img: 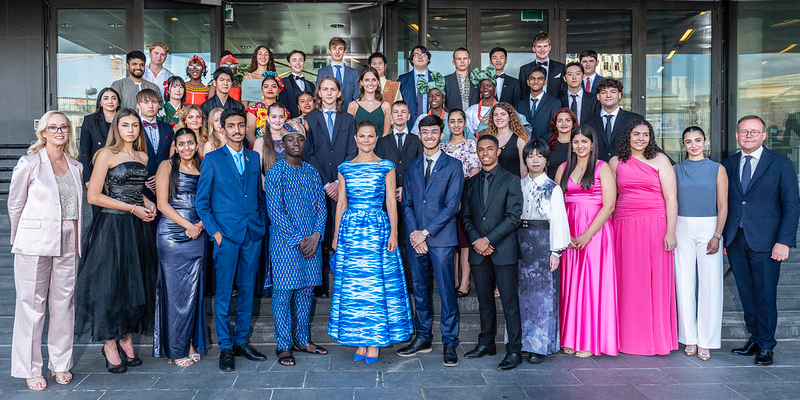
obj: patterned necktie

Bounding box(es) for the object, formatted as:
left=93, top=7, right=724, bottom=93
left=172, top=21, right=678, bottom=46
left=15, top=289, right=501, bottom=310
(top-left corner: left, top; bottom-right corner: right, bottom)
left=234, top=152, right=244, bottom=175
left=425, top=158, right=433, bottom=186
left=741, top=155, right=753, bottom=192
left=570, top=94, right=578, bottom=115
left=334, top=65, right=342, bottom=84
left=325, top=111, right=335, bottom=141
left=416, top=73, right=425, bottom=115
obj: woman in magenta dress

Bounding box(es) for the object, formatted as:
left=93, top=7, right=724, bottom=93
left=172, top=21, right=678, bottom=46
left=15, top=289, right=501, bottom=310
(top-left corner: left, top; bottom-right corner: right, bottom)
left=609, top=120, right=678, bottom=356
left=554, top=125, right=618, bottom=358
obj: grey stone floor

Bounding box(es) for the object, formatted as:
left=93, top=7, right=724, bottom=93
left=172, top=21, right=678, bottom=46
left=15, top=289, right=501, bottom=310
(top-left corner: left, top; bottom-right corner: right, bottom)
left=0, top=340, right=799, bottom=399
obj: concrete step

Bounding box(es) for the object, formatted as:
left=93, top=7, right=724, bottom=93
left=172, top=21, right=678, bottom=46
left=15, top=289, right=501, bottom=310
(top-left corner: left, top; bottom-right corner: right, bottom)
left=722, top=311, right=800, bottom=341
left=724, top=284, right=800, bottom=312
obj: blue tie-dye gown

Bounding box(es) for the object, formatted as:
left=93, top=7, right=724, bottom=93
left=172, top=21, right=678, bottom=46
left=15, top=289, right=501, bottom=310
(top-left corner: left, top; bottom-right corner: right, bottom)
left=328, top=160, right=413, bottom=346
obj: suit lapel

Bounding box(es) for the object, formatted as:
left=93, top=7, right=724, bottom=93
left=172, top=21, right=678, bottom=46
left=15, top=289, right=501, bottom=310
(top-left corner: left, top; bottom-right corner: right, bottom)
left=481, top=170, right=501, bottom=216
left=745, top=149, right=774, bottom=195
left=423, top=156, right=444, bottom=194
left=331, top=112, right=343, bottom=145
left=220, top=146, right=244, bottom=189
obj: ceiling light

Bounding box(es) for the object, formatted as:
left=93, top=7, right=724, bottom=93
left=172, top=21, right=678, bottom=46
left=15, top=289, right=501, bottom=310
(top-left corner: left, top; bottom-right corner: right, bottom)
left=330, top=23, right=345, bottom=28
left=762, top=61, right=768, bottom=65
left=679, top=28, right=694, bottom=42
left=170, top=17, right=179, bottom=22
left=699, top=11, right=707, bottom=16
left=666, top=50, right=677, bottom=60
left=772, top=19, right=800, bottom=28
left=779, top=43, right=797, bottom=53
left=433, top=16, right=442, bottom=20
left=60, top=23, right=72, bottom=28
left=656, top=66, right=664, bottom=73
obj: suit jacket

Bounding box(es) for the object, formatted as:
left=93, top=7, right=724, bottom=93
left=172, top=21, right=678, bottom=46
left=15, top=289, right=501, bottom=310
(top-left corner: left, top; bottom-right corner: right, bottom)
left=402, top=153, right=464, bottom=248
left=721, top=148, right=799, bottom=252
left=515, top=94, right=561, bottom=140
left=397, top=70, right=431, bottom=130
left=559, top=90, right=601, bottom=125
left=279, top=74, right=316, bottom=118
left=496, top=74, right=522, bottom=106
left=316, top=64, right=359, bottom=103
left=8, top=150, right=83, bottom=256
left=144, top=120, right=174, bottom=178
left=374, top=132, right=423, bottom=188
left=582, top=74, right=604, bottom=94
left=196, top=145, right=266, bottom=245
left=302, top=110, right=357, bottom=184
left=460, top=165, right=523, bottom=265
left=518, top=59, right=566, bottom=101
left=79, top=112, right=111, bottom=182
left=585, top=109, right=644, bottom=161
left=444, top=72, right=479, bottom=112
left=110, top=77, right=161, bottom=110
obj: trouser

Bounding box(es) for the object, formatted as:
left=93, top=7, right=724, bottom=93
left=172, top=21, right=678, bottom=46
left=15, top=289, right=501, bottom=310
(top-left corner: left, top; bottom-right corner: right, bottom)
left=11, top=221, right=78, bottom=378
left=472, top=258, right=522, bottom=353
left=272, top=286, right=314, bottom=350
left=674, top=216, right=723, bottom=349
left=214, top=230, right=261, bottom=349
left=407, top=245, right=460, bottom=346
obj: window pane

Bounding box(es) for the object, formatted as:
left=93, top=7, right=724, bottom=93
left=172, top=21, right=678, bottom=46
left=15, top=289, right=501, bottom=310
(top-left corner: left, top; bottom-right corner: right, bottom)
left=427, top=9, right=467, bottom=76
left=390, top=4, right=419, bottom=77
left=144, top=7, right=212, bottom=82
left=480, top=10, right=549, bottom=79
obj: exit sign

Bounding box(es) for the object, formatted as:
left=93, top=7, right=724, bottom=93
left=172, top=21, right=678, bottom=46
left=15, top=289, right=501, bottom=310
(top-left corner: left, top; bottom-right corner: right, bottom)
left=521, top=10, right=544, bottom=22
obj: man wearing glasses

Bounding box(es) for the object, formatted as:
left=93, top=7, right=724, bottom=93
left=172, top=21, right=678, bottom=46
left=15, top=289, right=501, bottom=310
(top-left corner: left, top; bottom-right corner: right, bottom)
left=722, top=115, right=799, bottom=366
left=398, top=46, right=434, bottom=130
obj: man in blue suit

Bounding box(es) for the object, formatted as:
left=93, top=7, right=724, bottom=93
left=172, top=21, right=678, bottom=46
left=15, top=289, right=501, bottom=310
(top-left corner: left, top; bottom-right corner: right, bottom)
left=135, top=88, right=173, bottom=202
left=515, top=66, right=560, bottom=140
left=579, top=50, right=603, bottom=94
left=196, top=108, right=268, bottom=372
left=396, top=115, right=463, bottom=367
left=397, top=45, right=433, bottom=130
left=722, top=115, right=799, bottom=366
left=315, top=37, right=359, bottom=103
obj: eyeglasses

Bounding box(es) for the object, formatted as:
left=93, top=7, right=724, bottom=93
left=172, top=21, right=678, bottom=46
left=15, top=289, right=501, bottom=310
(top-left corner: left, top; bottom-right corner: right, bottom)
left=412, top=53, right=427, bottom=58
left=186, top=65, right=203, bottom=71
left=222, top=63, right=238, bottom=69
left=47, top=125, right=69, bottom=133
left=737, top=130, right=764, bottom=137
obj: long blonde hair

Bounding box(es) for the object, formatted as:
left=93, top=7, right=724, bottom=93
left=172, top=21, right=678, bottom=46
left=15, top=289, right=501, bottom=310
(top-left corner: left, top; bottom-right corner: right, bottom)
left=206, top=107, right=226, bottom=150
left=259, top=103, right=283, bottom=173
left=483, top=102, right=529, bottom=142
left=174, top=104, right=209, bottom=144
left=28, top=111, right=79, bottom=160
left=96, top=108, right=147, bottom=162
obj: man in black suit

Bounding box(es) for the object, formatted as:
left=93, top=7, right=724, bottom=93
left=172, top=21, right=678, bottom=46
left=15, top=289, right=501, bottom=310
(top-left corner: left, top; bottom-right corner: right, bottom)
left=559, top=62, right=600, bottom=125
left=515, top=66, right=561, bottom=140
left=722, top=115, right=799, bottom=366
left=518, top=31, right=565, bottom=100
left=279, top=50, right=316, bottom=118
left=584, top=78, right=643, bottom=161
left=489, top=47, right=521, bottom=106
left=444, top=47, right=479, bottom=112
left=135, top=88, right=173, bottom=203
left=460, top=135, right=523, bottom=371
left=579, top=49, right=604, bottom=94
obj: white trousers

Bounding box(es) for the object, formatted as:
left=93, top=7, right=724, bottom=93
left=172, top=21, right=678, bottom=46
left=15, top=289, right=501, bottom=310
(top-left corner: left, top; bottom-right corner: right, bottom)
left=674, top=216, right=723, bottom=349
left=11, top=221, right=78, bottom=378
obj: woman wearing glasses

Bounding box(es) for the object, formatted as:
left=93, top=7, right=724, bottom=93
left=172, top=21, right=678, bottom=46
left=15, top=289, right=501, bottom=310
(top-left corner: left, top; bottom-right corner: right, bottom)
left=185, top=56, right=209, bottom=106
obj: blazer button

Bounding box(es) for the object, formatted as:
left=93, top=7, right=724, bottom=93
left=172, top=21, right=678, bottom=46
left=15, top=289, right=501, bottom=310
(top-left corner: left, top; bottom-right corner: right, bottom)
left=244, top=194, right=248, bottom=197
left=423, top=199, right=427, bottom=203
left=742, top=201, right=746, bottom=205
left=98, top=141, right=102, bottom=145
left=482, top=217, right=486, bottom=221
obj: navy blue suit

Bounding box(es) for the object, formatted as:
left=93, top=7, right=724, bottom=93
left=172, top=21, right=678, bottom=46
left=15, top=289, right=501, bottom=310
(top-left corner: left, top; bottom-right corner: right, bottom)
left=316, top=64, right=359, bottom=103
left=722, top=147, right=799, bottom=350
left=278, top=74, right=315, bottom=118
left=196, top=145, right=266, bottom=349
left=143, top=120, right=174, bottom=201
left=582, top=74, right=604, bottom=94
left=398, top=70, right=431, bottom=130
left=402, top=152, right=464, bottom=346
left=515, top=94, right=561, bottom=141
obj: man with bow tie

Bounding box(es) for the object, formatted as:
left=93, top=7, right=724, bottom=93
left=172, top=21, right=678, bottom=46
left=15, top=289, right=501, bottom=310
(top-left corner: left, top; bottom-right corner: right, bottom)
left=518, top=31, right=566, bottom=100
left=279, top=50, right=316, bottom=118
left=135, top=88, right=173, bottom=202
left=489, top=47, right=521, bottom=106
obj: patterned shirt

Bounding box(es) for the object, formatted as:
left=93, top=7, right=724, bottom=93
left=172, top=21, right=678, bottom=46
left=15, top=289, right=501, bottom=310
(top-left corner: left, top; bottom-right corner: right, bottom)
left=455, top=73, right=471, bottom=110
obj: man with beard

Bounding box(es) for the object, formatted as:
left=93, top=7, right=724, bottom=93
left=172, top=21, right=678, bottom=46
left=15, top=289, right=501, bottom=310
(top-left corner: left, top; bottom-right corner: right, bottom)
left=111, top=51, right=161, bottom=110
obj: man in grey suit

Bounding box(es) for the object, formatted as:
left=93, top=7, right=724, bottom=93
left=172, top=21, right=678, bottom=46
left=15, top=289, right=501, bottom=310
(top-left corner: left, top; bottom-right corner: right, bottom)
left=110, top=51, right=160, bottom=110
left=315, top=37, right=359, bottom=103
left=444, top=47, right=478, bottom=112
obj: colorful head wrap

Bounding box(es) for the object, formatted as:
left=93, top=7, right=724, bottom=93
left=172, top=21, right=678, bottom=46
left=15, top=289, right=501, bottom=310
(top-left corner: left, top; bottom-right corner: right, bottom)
left=261, top=71, right=285, bottom=92
left=187, top=55, right=206, bottom=70
left=416, top=71, right=446, bottom=97
left=282, top=117, right=309, bottom=137
left=220, top=54, right=239, bottom=69
left=469, top=65, right=496, bottom=86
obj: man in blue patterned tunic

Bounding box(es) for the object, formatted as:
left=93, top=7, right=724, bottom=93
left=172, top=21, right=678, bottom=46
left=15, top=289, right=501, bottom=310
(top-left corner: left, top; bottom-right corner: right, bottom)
left=264, top=119, right=329, bottom=366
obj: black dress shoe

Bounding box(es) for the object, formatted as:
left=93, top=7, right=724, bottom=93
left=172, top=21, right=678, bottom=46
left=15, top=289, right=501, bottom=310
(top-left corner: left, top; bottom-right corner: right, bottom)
left=396, top=337, right=433, bottom=357
left=443, top=345, right=459, bottom=367
left=497, top=352, right=523, bottom=371
left=464, top=344, right=497, bottom=359
left=732, top=341, right=761, bottom=356
left=233, top=343, right=268, bottom=361
left=528, top=353, right=545, bottom=364
left=219, top=349, right=235, bottom=372
left=754, top=349, right=774, bottom=366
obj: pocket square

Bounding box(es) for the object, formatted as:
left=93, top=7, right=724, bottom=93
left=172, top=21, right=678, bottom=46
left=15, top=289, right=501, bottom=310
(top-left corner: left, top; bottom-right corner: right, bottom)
left=554, top=73, right=562, bottom=79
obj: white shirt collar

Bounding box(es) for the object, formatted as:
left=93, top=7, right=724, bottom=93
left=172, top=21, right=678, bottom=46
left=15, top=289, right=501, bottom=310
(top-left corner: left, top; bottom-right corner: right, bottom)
left=226, top=143, right=243, bottom=157
left=425, top=149, right=443, bottom=162
left=322, top=107, right=336, bottom=114
left=742, top=145, right=764, bottom=160
left=530, top=91, right=545, bottom=102
left=394, top=128, right=408, bottom=135
left=413, top=68, right=429, bottom=76
left=601, top=106, right=621, bottom=118
left=523, top=173, right=548, bottom=186
left=292, top=72, right=304, bottom=78
left=568, top=88, right=584, bottom=98
left=588, top=72, right=599, bottom=81
left=331, top=61, right=344, bottom=67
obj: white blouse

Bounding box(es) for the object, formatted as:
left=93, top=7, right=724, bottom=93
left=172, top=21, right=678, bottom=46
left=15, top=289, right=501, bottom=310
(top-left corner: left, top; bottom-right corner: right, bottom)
left=520, top=173, right=571, bottom=253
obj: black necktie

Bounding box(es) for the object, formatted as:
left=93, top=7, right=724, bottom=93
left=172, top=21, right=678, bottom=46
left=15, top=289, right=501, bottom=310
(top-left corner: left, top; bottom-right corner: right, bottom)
left=570, top=94, right=578, bottom=115
left=481, top=171, right=491, bottom=206
left=604, top=114, right=614, bottom=142
left=425, top=158, right=433, bottom=186
left=397, top=132, right=405, bottom=149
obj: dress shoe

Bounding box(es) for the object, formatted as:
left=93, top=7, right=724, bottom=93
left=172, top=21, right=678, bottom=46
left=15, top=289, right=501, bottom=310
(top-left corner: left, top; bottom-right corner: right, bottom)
left=528, top=353, right=545, bottom=364
left=365, top=348, right=380, bottom=364
left=119, top=350, right=142, bottom=367
left=497, top=352, right=523, bottom=371
left=396, top=337, right=433, bottom=357
left=443, top=345, right=459, bottom=367
left=101, top=348, right=127, bottom=374
left=218, top=349, right=235, bottom=372
left=233, top=343, right=268, bottom=361
left=731, top=341, right=761, bottom=356
left=464, top=344, right=497, bottom=359
left=754, top=349, right=774, bottom=366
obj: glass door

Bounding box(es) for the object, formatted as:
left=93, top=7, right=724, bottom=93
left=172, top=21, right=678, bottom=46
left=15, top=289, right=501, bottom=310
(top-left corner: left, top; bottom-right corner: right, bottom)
left=479, top=9, right=549, bottom=79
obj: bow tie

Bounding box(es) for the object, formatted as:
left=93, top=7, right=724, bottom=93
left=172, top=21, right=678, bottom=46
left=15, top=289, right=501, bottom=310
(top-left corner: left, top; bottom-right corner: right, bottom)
left=293, top=75, right=304, bottom=81
left=494, top=74, right=504, bottom=79
left=143, top=121, right=157, bottom=129
left=536, top=61, right=548, bottom=66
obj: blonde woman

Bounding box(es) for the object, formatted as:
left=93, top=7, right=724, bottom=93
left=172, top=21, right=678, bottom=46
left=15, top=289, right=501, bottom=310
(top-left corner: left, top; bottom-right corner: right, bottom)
left=174, top=104, right=208, bottom=153
left=202, top=107, right=226, bottom=157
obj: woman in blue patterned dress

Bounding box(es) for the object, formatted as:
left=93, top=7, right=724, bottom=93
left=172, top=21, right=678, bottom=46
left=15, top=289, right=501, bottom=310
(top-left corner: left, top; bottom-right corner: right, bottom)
left=329, top=120, right=413, bottom=364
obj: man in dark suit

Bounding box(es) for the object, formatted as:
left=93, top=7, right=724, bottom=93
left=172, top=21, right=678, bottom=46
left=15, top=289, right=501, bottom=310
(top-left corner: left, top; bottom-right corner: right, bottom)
left=279, top=50, right=316, bottom=118
left=722, top=115, right=799, bottom=366
left=579, top=49, right=603, bottom=94
left=398, top=45, right=433, bottom=130
left=396, top=115, right=464, bottom=367
left=201, top=68, right=245, bottom=117
left=518, top=31, right=565, bottom=100
left=584, top=78, right=643, bottom=161
left=315, top=37, right=359, bottom=103
left=444, top=47, right=479, bottom=112
left=135, top=88, right=173, bottom=202
left=515, top=66, right=561, bottom=140
left=560, top=62, right=600, bottom=125
left=196, top=108, right=268, bottom=372
left=303, top=76, right=358, bottom=297
left=489, top=47, right=521, bottom=106
left=460, top=134, right=523, bottom=371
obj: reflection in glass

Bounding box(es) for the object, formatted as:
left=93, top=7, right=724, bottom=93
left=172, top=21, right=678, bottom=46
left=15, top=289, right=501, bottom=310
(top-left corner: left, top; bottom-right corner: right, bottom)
left=480, top=10, right=549, bottom=79
left=426, top=9, right=467, bottom=76
left=389, top=3, right=419, bottom=77
left=144, top=8, right=211, bottom=83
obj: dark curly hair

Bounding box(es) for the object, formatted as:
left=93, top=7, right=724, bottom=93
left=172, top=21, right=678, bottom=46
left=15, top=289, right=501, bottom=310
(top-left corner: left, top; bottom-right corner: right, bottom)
left=248, top=46, right=276, bottom=73
left=547, top=108, right=577, bottom=150
left=615, top=119, right=660, bottom=162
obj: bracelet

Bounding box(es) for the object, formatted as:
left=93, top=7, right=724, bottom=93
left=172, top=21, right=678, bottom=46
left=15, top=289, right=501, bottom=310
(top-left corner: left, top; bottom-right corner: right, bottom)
left=713, top=232, right=723, bottom=241
left=130, top=204, right=136, bottom=214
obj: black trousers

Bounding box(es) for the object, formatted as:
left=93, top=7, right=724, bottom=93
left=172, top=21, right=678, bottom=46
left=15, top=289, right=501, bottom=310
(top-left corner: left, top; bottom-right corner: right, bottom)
left=471, top=257, right=522, bottom=353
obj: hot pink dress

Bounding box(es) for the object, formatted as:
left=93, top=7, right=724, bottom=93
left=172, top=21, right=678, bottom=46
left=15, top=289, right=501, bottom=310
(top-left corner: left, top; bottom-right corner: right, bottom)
left=559, top=160, right=619, bottom=356
left=613, top=157, right=678, bottom=355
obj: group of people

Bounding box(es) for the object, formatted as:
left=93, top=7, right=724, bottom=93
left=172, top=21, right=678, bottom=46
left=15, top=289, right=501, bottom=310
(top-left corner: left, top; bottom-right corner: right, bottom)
left=7, top=31, right=799, bottom=392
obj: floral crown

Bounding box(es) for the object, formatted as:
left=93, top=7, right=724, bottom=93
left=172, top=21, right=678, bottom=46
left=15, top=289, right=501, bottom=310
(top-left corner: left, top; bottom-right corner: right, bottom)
left=262, top=71, right=285, bottom=92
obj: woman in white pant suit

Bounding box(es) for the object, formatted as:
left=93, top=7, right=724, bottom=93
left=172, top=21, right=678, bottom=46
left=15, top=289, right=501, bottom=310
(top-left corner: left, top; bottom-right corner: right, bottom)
left=673, top=126, right=728, bottom=361
left=7, top=111, right=83, bottom=390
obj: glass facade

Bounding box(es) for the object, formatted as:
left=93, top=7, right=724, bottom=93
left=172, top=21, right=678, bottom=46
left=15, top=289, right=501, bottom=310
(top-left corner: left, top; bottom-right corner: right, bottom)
left=479, top=9, right=548, bottom=79
left=143, top=7, right=212, bottom=84
left=427, top=9, right=467, bottom=76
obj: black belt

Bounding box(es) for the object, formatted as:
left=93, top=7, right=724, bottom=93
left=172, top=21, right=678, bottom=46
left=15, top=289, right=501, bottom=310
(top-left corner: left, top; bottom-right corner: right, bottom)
left=520, top=219, right=549, bottom=229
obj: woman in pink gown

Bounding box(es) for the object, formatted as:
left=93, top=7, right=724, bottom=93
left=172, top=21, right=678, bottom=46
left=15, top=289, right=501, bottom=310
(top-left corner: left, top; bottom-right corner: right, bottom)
left=609, top=120, right=679, bottom=356
left=555, top=125, right=619, bottom=357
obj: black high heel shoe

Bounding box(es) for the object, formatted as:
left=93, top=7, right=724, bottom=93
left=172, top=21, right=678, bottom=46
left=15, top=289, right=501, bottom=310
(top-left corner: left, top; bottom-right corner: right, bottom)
left=119, top=349, right=143, bottom=367
left=101, top=348, right=127, bottom=374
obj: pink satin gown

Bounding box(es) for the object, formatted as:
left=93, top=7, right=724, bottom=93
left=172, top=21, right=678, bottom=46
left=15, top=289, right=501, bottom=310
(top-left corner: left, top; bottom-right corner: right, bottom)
left=559, top=160, right=619, bottom=356
left=613, top=157, right=678, bottom=355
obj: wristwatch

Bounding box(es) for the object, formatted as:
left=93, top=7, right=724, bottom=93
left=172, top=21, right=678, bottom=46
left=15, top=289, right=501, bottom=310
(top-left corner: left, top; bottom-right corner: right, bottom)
left=713, top=232, right=723, bottom=241
left=422, top=229, right=431, bottom=237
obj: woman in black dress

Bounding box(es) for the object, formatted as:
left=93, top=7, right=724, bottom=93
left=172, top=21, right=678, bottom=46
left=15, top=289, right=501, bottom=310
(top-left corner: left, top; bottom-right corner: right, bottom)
left=546, top=108, right=578, bottom=179
left=480, top=102, right=529, bottom=178
left=79, top=87, right=120, bottom=185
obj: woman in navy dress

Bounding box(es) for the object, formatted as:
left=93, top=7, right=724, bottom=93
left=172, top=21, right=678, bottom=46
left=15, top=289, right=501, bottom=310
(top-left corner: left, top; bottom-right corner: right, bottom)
left=328, top=120, right=413, bottom=363
left=152, top=128, right=207, bottom=366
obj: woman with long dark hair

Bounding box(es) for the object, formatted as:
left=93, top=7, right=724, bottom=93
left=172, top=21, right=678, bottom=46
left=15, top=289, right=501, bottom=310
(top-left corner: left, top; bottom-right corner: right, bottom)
left=158, top=76, right=187, bottom=126
left=546, top=108, right=578, bottom=179
left=347, top=67, right=391, bottom=137
left=246, top=75, right=287, bottom=145
left=481, top=102, right=529, bottom=178
left=242, top=46, right=277, bottom=107
left=80, top=87, right=120, bottom=185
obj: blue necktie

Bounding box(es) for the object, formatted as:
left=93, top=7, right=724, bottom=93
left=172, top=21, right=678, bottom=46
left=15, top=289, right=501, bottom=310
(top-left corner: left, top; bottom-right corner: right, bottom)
left=326, top=111, right=335, bottom=141
left=741, top=155, right=753, bottom=192
left=530, top=98, right=538, bottom=117
left=416, top=73, right=425, bottom=115
left=335, top=65, right=342, bottom=84
left=234, top=152, right=244, bottom=175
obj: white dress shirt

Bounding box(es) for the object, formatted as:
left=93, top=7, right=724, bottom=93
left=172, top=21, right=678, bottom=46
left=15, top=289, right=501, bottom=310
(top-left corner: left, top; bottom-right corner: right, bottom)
left=567, top=89, right=584, bottom=122
left=143, top=64, right=173, bottom=94
left=600, top=106, right=621, bottom=131
left=739, top=145, right=764, bottom=180
left=495, top=73, right=505, bottom=99
left=520, top=173, right=571, bottom=253
left=529, top=91, right=545, bottom=113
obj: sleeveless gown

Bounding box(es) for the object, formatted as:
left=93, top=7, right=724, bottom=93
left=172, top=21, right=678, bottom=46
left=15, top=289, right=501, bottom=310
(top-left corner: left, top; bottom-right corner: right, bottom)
left=354, top=102, right=386, bottom=135
left=328, top=160, right=413, bottom=346
left=153, top=172, right=208, bottom=359
left=75, top=162, right=158, bottom=341
left=559, top=160, right=619, bottom=356
left=614, top=157, right=678, bottom=355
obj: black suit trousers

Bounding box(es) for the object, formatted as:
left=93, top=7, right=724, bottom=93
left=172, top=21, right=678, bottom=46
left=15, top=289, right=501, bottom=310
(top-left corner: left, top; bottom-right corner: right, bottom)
left=471, top=258, right=522, bottom=352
